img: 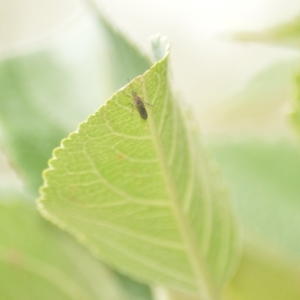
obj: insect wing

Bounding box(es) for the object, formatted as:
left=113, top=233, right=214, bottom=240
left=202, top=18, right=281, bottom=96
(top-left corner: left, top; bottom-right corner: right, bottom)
left=138, top=105, right=148, bottom=120
left=134, top=94, right=148, bottom=120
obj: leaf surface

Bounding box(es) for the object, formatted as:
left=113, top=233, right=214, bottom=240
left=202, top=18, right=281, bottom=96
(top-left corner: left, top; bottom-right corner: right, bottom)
left=292, top=73, right=300, bottom=135
left=209, top=139, right=300, bottom=264
left=39, top=48, right=241, bottom=298
left=0, top=198, right=132, bottom=300
left=0, top=9, right=150, bottom=193
left=223, top=241, right=300, bottom=300
left=205, top=60, right=299, bottom=137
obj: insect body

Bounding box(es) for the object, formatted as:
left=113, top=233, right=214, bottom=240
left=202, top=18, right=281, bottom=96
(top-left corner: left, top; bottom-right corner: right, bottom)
left=126, top=79, right=152, bottom=120
left=132, top=91, right=148, bottom=120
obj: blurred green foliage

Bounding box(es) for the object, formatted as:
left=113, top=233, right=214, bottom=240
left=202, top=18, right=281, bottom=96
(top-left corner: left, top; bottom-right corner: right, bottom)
left=0, top=2, right=300, bottom=300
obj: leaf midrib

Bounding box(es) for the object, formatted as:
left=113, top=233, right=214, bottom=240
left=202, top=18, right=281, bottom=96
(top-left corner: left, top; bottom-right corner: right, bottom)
left=142, top=72, right=215, bottom=300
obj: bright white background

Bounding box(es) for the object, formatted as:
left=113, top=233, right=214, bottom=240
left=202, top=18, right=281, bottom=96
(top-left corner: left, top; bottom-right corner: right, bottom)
left=1, top=0, right=300, bottom=109
left=1, top=0, right=300, bottom=188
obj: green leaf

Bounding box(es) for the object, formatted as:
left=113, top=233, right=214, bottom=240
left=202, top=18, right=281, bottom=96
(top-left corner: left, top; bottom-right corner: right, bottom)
left=209, top=139, right=300, bottom=264
left=38, top=47, right=241, bottom=298
left=0, top=53, right=72, bottom=192
left=233, top=14, right=300, bottom=49
left=148, top=241, right=300, bottom=300
left=0, top=198, right=133, bottom=300
left=0, top=9, right=150, bottom=194
left=209, top=139, right=300, bottom=300
left=223, top=241, right=300, bottom=300
left=291, top=73, right=300, bottom=135
left=205, top=60, right=299, bottom=137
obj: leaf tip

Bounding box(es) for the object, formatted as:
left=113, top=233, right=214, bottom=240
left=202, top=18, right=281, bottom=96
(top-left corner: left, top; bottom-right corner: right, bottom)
left=150, top=34, right=170, bottom=61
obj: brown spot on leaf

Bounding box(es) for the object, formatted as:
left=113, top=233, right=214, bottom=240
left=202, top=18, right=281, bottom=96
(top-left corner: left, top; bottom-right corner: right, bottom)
left=5, top=248, right=23, bottom=267
left=116, top=154, right=124, bottom=161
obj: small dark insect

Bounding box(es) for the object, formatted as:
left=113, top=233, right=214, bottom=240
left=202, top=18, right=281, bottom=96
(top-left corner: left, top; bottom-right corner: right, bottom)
left=127, top=79, right=152, bottom=120
left=131, top=91, right=148, bottom=120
